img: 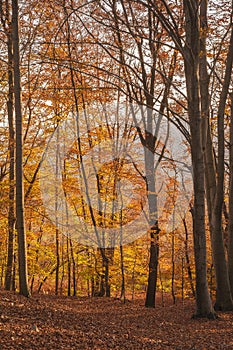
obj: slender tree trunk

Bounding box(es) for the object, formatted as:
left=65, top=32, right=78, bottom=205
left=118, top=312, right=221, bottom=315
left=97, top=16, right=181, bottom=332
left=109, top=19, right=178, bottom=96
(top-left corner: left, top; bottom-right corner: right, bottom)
left=228, top=92, right=233, bottom=295
left=171, top=231, right=176, bottom=304
left=55, top=228, right=60, bottom=295
left=131, top=254, right=136, bottom=301
left=55, top=119, right=60, bottom=295
left=145, top=220, right=160, bottom=308
left=181, top=257, right=184, bottom=302
left=103, top=256, right=110, bottom=297
left=182, top=218, right=195, bottom=297
left=67, top=236, right=71, bottom=296
left=5, top=20, right=15, bottom=291
left=69, top=238, right=76, bottom=296
left=12, top=253, right=16, bottom=291
left=120, top=244, right=126, bottom=301
left=158, top=266, right=164, bottom=306
left=144, top=108, right=159, bottom=308
left=12, top=0, right=30, bottom=297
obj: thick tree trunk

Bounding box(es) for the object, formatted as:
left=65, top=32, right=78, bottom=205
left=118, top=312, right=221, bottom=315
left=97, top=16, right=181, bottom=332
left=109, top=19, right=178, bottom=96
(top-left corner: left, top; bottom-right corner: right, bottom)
left=200, top=0, right=233, bottom=311
left=183, top=0, right=215, bottom=318
left=212, top=18, right=233, bottom=311
left=12, top=0, right=30, bottom=297
left=187, top=74, right=214, bottom=317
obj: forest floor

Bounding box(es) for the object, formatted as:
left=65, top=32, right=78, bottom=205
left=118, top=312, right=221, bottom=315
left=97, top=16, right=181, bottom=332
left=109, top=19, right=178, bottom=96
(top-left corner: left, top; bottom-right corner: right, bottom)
left=0, top=290, right=233, bottom=349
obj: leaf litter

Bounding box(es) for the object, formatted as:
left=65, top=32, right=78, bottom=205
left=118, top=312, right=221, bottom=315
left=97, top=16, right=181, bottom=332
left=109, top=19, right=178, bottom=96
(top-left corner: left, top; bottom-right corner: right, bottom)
left=0, top=290, right=233, bottom=349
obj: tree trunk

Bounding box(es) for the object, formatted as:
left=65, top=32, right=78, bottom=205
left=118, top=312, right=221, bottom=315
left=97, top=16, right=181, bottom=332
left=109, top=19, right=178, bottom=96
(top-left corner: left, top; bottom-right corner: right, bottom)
left=69, top=238, right=76, bottom=296
left=183, top=0, right=215, bottom=318
left=12, top=0, right=30, bottom=297
left=145, top=221, right=160, bottom=308
left=55, top=119, right=60, bottom=295
left=55, top=228, right=60, bottom=295
left=171, top=230, right=176, bottom=304
left=5, top=20, right=15, bottom=291
left=228, top=92, right=233, bottom=296
left=99, top=247, right=114, bottom=297
left=200, top=0, right=233, bottom=311
left=67, top=236, right=71, bottom=296
left=211, top=14, right=233, bottom=311
left=103, top=256, right=110, bottom=297
left=120, top=244, right=126, bottom=301
left=182, top=218, right=195, bottom=297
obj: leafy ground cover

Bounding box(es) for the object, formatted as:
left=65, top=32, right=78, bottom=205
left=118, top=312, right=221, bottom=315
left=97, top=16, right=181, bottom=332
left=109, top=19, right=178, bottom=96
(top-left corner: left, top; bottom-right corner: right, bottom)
left=0, top=290, right=233, bottom=349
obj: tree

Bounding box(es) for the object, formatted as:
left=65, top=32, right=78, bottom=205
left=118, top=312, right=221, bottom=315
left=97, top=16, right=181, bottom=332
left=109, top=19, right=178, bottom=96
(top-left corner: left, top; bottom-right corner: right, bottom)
left=147, top=0, right=216, bottom=317
left=12, top=0, right=30, bottom=297
left=182, top=0, right=215, bottom=318
left=229, top=91, right=233, bottom=296
left=0, top=0, right=15, bottom=291
left=208, top=8, right=233, bottom=310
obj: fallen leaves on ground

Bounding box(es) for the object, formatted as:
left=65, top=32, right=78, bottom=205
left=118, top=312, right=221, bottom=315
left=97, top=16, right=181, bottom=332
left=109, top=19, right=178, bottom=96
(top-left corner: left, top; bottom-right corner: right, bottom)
left=0, top=290, right=233, bottom=349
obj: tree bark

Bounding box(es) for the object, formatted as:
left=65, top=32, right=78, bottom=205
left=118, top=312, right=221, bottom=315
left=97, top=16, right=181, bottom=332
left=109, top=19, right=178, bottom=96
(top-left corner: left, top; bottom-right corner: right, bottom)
left=12, top=0, right=30, bottom=297
left=120, top=244, right=126, bottom=301
left=69, top=238, right=77, bottom=296
left=145, top=221, right=160, bottom=308
left=55, top=227, right=60, bottom=295
left=5, top=19, right=15, bottom=291
left=183, top=0, right=215, bottom=318
left=200, top=0, right=233, bottom=311
left=182, top=218, right=195, bottom=297
left=212, top=13, right=233, bottom=311
left=228, top=91, right=233, bottom=296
